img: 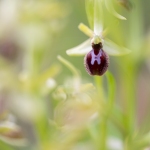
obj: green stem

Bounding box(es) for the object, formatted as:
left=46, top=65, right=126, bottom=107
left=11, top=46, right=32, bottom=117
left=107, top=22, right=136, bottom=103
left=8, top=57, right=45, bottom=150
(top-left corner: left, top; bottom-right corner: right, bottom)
left=105, top=71, right=116, bottom=116
left=100, top=117, right=107, bottom=150
left=124, top=68, right=136, bottom=134
left=94, top=76, right=107, bottom=150
left=94, top=76, right=105, bottom=101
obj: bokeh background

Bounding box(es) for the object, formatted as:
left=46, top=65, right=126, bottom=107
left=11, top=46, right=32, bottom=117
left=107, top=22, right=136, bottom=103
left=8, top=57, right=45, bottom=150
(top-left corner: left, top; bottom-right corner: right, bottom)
left=0, top=0, right=150, bottom=150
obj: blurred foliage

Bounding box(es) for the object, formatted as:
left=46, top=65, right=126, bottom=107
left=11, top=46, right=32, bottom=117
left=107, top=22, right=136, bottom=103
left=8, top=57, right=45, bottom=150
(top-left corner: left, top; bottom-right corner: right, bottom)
left=0, top=0, right=150, bottom=150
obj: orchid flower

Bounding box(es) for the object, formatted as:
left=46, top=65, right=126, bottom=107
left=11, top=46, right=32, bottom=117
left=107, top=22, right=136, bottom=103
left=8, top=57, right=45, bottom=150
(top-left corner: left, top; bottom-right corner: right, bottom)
left=66, top=0, right=131, bottom=57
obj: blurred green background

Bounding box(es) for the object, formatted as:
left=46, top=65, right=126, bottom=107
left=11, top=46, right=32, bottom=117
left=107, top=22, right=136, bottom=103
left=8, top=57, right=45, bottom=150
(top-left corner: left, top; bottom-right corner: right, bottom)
left=0, top=0, right=150, bottom=150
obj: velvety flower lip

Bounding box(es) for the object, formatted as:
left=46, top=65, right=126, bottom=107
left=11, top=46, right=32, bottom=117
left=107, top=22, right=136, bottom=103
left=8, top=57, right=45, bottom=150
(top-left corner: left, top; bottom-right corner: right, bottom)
left=84, top=48, right=109, bottom=76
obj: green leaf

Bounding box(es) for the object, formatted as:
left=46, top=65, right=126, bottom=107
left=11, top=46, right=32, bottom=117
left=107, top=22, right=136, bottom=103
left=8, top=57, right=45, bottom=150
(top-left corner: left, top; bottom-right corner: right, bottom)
left=105, top=0, right=126, bottom=20
left=66, top=39, right=91, bottom=56
left=104, top=38, right=131, bottom=56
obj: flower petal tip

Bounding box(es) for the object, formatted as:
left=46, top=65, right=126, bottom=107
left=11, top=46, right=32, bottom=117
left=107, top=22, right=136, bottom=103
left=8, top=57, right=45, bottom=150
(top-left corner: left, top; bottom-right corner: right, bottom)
left=66, top=50, right=71, bottom=55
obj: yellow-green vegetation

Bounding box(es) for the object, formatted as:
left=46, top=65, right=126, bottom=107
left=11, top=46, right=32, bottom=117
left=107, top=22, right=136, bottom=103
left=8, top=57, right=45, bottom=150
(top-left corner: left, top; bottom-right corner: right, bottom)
left=0, top=0, right=150, bottom=150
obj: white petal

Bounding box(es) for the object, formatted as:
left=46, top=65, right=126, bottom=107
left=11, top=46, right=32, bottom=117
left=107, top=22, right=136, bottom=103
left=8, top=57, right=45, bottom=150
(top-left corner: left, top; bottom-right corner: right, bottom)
left=94, top=0, right=103, bottom=35
left=104, top=38, right=131, bottom=56
left=66, top=39, right=91, bottom=56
